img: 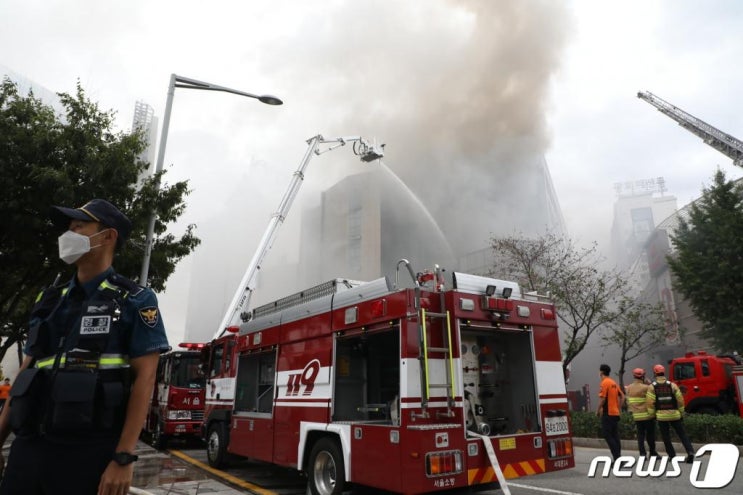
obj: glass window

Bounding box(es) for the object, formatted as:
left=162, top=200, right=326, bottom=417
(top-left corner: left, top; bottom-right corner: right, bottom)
left=235, top=350, right=276, bottom=413
left=171, top=354, right=204, bottom=388
left=701, top=359, right=710, bottom=377
left=210, top=344, right=224, bottom=378
left=674, top=362, right=695, bottom=380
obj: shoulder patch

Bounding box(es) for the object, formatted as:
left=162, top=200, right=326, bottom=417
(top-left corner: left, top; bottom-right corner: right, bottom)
left=139, top=307, right=159, bottom=328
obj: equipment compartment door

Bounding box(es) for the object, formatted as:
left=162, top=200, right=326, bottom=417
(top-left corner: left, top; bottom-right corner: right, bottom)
left=350, top=424, right=402, bottom=492
left=333, top=328, right=400, bottom=423
left=460, top=325, right=539, bottom=436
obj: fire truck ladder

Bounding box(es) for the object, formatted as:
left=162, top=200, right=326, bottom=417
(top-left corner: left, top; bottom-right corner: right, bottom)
left=417, top=269, right=457, bottom=418
left=637, top=91, right=743, bottom=167
left=419, top=305, right=455, bottom=414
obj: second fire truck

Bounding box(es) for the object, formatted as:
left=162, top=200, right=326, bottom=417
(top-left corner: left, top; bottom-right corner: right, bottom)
left=144, top=343, right=206, bottom=448
left=202, top=263, right=574, bottom=494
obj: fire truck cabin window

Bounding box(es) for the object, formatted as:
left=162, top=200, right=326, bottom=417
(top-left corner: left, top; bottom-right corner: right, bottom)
left=701, top=359, right=710, bottom=377
left=172, top=354, right=204, bottom=389
left=674, top=362, right=696, bottom=380
left=210, top=344, right=224, bottom=378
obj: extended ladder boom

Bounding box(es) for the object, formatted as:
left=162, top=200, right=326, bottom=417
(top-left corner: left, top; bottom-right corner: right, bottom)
left=637, top=91, right=743, bottom=167
left=213, top=135, right=384, bottom=339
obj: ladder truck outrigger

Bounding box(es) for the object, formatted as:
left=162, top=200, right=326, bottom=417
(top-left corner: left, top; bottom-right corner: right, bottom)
left=637, top=90, right=743, bottom=167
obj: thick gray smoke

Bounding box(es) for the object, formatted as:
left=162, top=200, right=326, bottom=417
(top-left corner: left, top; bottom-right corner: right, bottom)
left=183, top=0, right=571, bottom=340
left=265, top=0, right=570, bottom=252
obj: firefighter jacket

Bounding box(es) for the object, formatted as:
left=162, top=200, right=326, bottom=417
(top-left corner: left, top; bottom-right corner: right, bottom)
left=646, top=377, right=685, bottom=421
left=626, top=380, right=654, bottom=421
left=9, top=267, right=170, bottom=439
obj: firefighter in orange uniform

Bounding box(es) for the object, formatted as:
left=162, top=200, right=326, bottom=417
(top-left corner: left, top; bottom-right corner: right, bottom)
left=596, top=363, right=624, bottom=461
left=626, top=368, right=658, bottom=458
left=646, top=364, right=695, bottom=463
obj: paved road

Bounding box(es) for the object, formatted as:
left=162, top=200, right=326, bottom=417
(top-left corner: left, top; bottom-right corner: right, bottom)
left=4, top=435, right=742, bottom=494
left=170, top=439, right=743, bottom=495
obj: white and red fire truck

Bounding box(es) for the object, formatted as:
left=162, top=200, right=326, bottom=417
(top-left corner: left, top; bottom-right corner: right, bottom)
left=144, top=343, right=206, bottom=448
left=202, top=264, right=574, bottom=494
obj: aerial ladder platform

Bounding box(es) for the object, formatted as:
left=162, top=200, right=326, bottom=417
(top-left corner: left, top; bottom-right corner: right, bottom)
left=637, top=91, right=743, bottom=167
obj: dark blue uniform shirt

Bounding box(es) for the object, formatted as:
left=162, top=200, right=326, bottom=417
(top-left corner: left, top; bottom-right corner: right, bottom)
left=25, top=267, right=171, bottom=359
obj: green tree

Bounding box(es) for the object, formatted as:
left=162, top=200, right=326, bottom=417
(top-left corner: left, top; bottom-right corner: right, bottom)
left=668, top=169, right=743, bottom=352
left=601, top=299, right=667, bottom=389
left=0, top=77, right=200, bottom=364
left=491, top=232, right=628, bottom=380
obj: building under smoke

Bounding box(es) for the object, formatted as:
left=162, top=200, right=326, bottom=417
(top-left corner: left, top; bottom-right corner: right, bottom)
left=457, top=153, right=567, bottom=276
left=287, top=150, right=564, bottom=289
left=609, top=177, right=677, bottom=274
left=296, top=167, right=457, bottom=288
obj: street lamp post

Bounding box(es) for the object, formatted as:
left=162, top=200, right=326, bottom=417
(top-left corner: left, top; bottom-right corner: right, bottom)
left=139, top=73, right=282, bottom=285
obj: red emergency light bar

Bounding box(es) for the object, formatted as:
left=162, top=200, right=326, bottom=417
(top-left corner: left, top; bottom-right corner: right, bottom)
left=689, top=350, right=707, bottom=356
left=480, top=296, right=514, bottom=312
left=178, top=342, right=206, bottom=350
left=226, top=325, right=240, bottom=333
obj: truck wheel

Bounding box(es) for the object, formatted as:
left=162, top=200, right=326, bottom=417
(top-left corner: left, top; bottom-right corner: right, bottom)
left=308, top=437, right=345, bottom=495
left=152, top=420, right=168, bottom=450
left=207, top=422, right=229, bottom=468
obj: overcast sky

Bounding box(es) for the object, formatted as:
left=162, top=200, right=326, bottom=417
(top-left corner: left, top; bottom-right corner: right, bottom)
left=3, top=0, right=742, bottom=345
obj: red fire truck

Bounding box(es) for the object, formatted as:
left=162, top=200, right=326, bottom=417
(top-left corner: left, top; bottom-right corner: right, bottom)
left=202, top=265, right=574, bottom=494
left=144, top=343, right=206, bottom=448
left=668, top=350, right=743, bottom=415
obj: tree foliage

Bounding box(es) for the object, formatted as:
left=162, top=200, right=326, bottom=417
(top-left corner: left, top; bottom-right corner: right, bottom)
left=491, top=232, right=629, bottom=380
left=0, top=78, right=200, bottom=364
left=601, top=299, right=667, bottom=389
left=668, top=169, right=743, bottom=352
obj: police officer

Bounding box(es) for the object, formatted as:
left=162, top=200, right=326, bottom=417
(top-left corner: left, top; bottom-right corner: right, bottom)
left=0, top=199, right=171, bottom=495
left=626, top=368, right=658, bottom=458
left=646, top=364, right=695, bottom=463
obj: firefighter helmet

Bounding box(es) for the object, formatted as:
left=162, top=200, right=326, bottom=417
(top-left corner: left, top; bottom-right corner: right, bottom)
left=653, top=364, right=665, bottom=375
left=632, top=368, right=645, bottom=379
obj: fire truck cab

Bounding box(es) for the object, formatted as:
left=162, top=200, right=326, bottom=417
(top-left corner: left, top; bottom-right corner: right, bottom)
left=668, top=350, right=741, bottom=415
left=144, top=344, right=206, bottom=448
left=202, top=268, right=574, bottom=494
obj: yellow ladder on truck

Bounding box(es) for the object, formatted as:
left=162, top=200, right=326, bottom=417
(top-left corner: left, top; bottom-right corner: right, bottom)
left=417, top=291, right=456, bottom=416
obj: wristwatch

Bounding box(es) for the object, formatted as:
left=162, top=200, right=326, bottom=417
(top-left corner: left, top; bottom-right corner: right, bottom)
left=112, top=451, right=139, bottom=466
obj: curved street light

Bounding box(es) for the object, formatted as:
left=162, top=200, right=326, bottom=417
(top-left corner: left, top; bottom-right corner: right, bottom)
left=139, top=73, right=282, bottom=285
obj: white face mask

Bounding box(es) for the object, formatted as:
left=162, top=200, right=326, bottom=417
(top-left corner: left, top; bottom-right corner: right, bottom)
left=58, top=229, right=108, bottom=264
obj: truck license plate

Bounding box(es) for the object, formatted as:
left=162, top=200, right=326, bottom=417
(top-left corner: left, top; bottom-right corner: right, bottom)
left=544, top=416, right=569, bottom=436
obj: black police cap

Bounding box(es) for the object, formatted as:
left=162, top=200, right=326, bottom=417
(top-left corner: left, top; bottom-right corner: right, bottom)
left=50, top=199, right=132, bottom=247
